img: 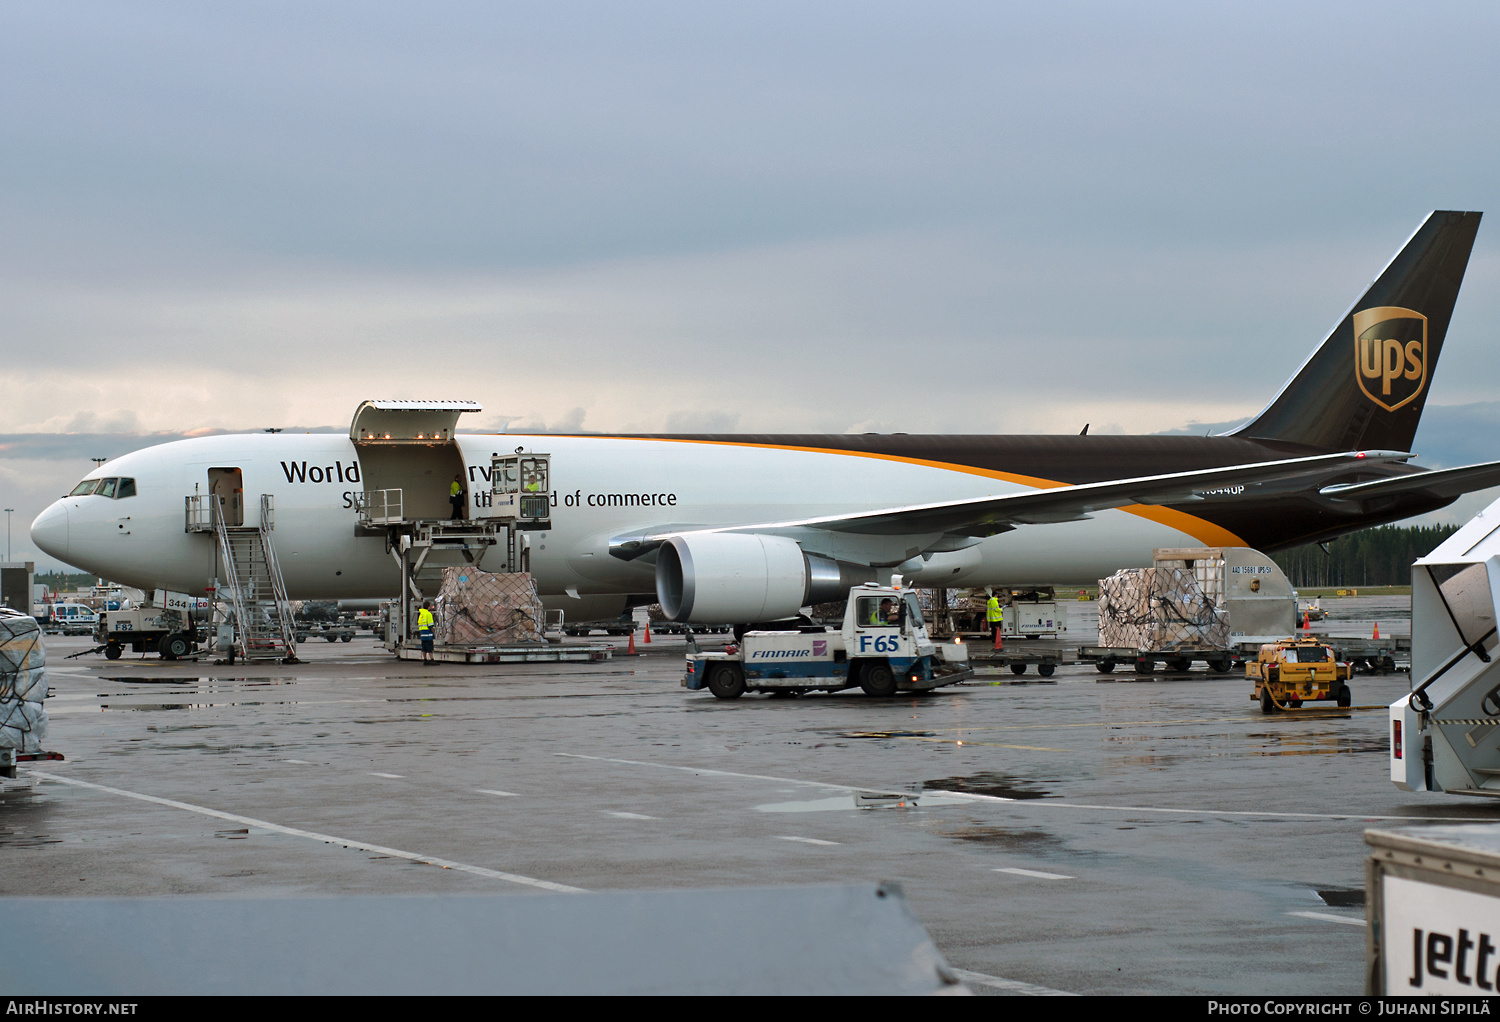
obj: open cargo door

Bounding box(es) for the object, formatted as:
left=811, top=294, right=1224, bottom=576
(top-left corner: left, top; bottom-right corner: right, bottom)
left=350, top=400, right=480, bottom=522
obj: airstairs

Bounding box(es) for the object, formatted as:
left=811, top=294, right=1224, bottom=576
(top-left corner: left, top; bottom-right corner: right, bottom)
left=189, top=493, right=299, bottom=662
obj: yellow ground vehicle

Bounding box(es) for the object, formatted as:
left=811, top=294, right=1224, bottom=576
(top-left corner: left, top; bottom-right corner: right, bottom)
left=1247, top=638, right=1352, bottom=713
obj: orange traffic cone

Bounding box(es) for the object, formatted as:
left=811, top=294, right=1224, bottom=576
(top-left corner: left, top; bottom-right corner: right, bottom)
left=992, top=628, right=1003, bottom=651
left=643, top=621, right=652, bottom=644
left=1302, top=611, right=1311, bottom=631
left=627, top=630, right=637, bottom=655
left=1373, top=622, right=1380, bottom=640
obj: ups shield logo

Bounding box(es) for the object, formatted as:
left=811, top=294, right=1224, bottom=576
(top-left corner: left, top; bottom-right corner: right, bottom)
left=1354, top=306, right=1427, bottom=412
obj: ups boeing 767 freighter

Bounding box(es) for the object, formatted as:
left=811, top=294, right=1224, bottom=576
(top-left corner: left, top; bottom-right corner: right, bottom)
left=31, top=210, right=1500, bottom=624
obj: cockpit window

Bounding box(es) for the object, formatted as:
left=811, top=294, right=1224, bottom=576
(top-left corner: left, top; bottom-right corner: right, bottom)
left=68, top=477, right=135, bottom=498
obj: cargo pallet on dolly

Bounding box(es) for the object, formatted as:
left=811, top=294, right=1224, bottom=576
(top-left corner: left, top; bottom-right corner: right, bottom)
left=1313, top=634, right=1410, bottom=674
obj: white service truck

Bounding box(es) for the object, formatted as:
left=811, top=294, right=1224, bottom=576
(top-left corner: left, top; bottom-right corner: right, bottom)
left=683, top=581, right=973, bottom=699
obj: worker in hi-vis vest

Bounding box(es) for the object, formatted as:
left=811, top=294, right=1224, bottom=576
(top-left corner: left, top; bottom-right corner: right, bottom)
left=417, top=600, right=436, bottom=663
left=986, top=591, right=1003, bottom=645
left=450, top=474, right=467, bottom=521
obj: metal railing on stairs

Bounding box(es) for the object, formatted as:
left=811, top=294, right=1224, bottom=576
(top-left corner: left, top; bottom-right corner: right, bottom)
left=210, top=494, right=298, bottom=662
left=211, top=496, right=251, bottom=657
left=259, top=495, right=299, bottom=656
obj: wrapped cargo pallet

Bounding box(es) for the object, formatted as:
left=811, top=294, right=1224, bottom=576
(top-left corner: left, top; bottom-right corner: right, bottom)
left=1098, top=566, right=1229, bottom=652
left=914, top=589, right=961, bottom=612
left=434, top=569, right=545, bottom=645
left=0, top=609, right=49, bottom=754
left=1098, top=569, right=1152, bottom=649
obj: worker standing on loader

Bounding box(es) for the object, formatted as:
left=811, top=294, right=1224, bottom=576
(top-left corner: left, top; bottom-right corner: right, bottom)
left=449, top=474, right=467, bottom=521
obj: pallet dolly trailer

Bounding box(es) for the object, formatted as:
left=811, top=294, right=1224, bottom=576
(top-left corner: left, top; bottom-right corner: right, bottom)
left=968, top=648, right=1065, bottom=677
left=1079, top=645, right=1238, bottom=675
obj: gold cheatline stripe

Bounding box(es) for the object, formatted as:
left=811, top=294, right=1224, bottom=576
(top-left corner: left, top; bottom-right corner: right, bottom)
left=496, top=433, right=1248, bottom=547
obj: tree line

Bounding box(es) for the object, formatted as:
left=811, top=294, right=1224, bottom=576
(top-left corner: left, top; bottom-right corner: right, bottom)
left=1270, top=523, right=1459, bottom=587
left=34, top=571, right=99, bottom=592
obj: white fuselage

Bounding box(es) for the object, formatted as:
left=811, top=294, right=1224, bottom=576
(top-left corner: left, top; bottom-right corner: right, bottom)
left=31, top=432, right=1218, bottom=603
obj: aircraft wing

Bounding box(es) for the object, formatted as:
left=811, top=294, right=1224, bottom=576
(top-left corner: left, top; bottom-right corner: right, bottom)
left=600, top=452, right=1413, bottom=562
left=718, top=450, right=1410, bottom=537
left=1318, top=459, right=1500, bottom=503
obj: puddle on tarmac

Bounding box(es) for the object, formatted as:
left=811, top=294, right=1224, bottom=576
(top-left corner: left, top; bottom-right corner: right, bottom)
left=755, top=791, right=979, bottom=813
left=930, top=825, right=1063, bottom=848
left=98, top=677, right=297, bottom=686
left=1244, top=732, right=1387, bottom=756
left=96, top=701, right=305, bottom=711
left=0, top=832, right=63, bottom=847
left=842, top=730, right=937, bottom=740
left=1316, top=888, right=1365, bottom=907
left=0, top=803, right=63, bottom=847
left=922, top=772, right=1053, bottom=800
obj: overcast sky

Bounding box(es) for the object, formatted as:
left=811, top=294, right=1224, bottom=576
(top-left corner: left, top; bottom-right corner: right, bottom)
left=3, top=1, right=1499, bottom=570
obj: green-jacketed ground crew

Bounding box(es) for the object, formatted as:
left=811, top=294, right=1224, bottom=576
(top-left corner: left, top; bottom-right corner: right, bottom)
left=987, top=591, right=1003, bottom=645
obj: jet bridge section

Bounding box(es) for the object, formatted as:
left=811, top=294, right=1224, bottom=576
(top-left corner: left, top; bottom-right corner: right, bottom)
left=1392, top=495, right=1500, bottom=797
left=348, top=401, right=575, bottom=659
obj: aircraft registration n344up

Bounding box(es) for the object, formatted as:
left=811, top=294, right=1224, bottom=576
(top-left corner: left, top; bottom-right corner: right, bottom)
left=31, top=211, right=1500, bottom=624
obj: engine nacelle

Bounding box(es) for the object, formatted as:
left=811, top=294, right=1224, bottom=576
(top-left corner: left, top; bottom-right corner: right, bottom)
left=656, top=533, right=809, bottom=623
left=897, top=546, right=985, bottom=585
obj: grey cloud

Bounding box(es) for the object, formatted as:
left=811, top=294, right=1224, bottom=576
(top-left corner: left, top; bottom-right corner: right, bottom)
left=504, top=408, right=588, bottom=434
left=663, top=410, right=742, bottom=434
left=2, top=2, right=1497, bottom=274
left=2, top=1, right=1499, bottom=550
left=59, top=410, right=143, bottom=434
left=0, top=432, right=203, bottom=462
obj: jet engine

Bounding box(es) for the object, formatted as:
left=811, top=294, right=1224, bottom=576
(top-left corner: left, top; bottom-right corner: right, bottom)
left=655, top=534, right=871, bottom=622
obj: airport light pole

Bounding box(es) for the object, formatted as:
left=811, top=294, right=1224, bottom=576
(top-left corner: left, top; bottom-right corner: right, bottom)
left=4, top=509, right=11, bottom=562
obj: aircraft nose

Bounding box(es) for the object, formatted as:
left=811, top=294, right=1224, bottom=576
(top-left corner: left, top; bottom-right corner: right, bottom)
left=31, top=502, right=69, bottom=560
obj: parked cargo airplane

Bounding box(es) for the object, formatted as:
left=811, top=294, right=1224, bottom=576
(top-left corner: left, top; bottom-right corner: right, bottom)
left=31, top=211, right=1500, bottom=623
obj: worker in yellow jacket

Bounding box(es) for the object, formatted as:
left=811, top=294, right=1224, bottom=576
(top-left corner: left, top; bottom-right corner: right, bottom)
left=418, top=600, right=436, bottom=663
left=986, top=591, right=1004, bottom=646
left=450, top=475, right=467, bottom=521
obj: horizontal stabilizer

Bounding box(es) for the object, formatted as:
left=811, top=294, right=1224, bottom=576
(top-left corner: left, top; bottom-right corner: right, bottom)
left=1319, top=460, right=1500, bottom=502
